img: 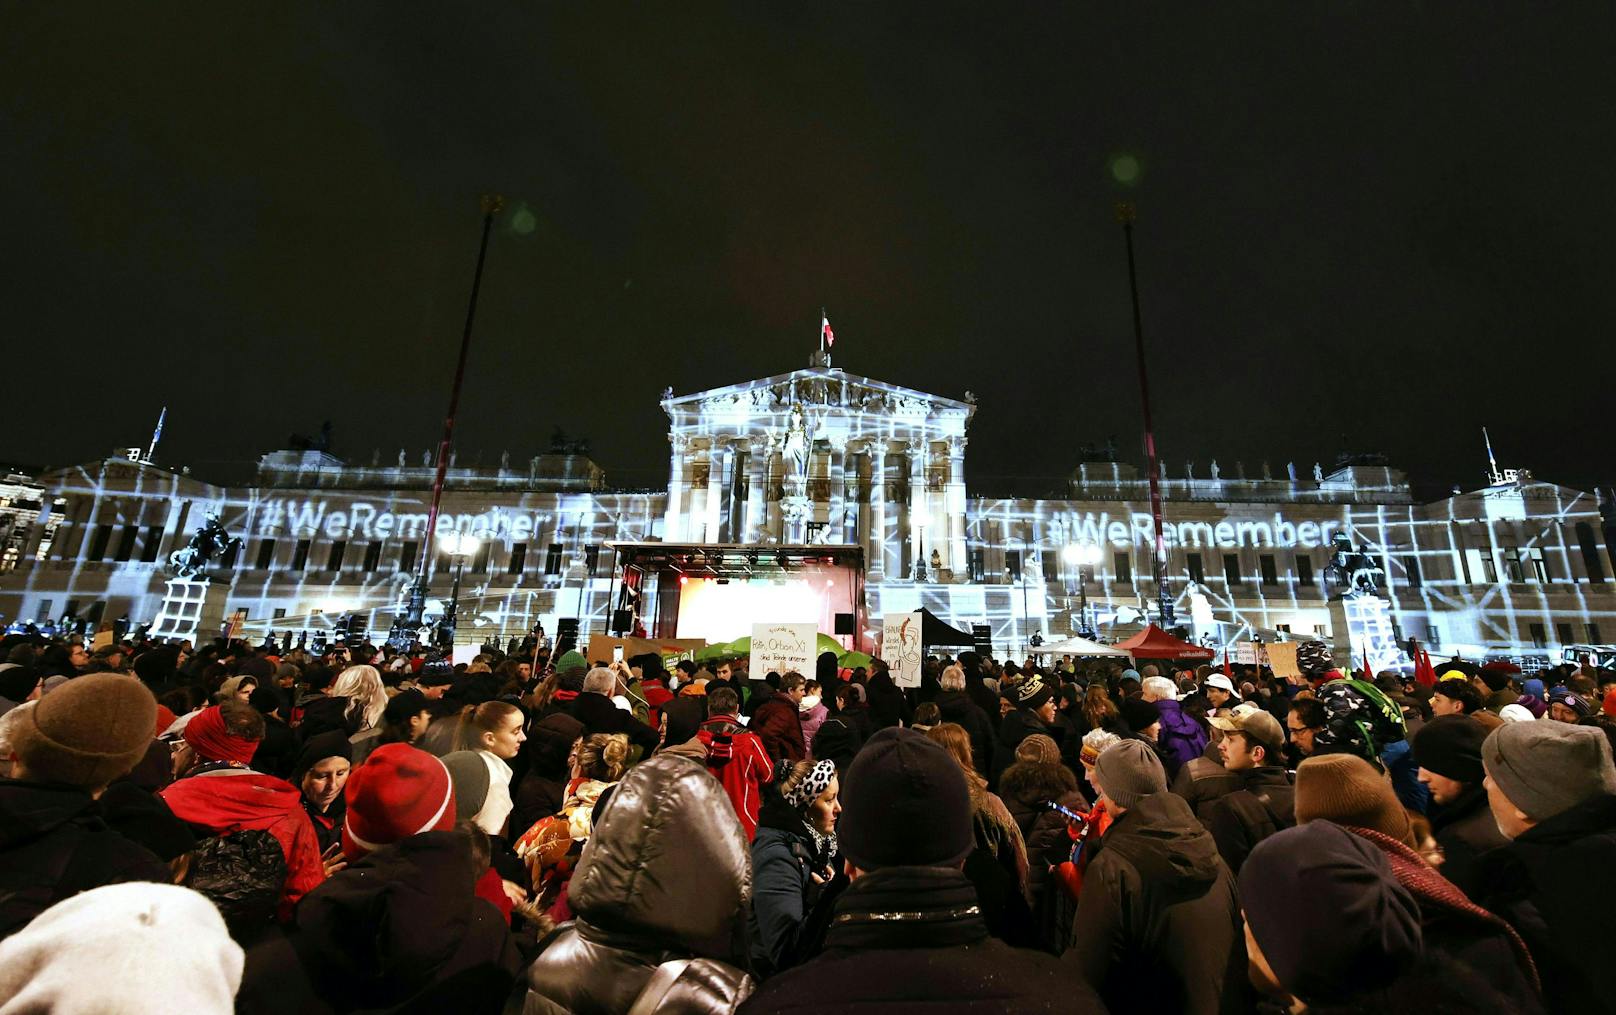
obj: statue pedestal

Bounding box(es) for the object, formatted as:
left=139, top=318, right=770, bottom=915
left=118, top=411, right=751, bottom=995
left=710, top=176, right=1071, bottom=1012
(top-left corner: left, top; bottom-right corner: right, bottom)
left=149, top=577, right=228, bottom=643
left=1328, top=594, right=1404, bottom=672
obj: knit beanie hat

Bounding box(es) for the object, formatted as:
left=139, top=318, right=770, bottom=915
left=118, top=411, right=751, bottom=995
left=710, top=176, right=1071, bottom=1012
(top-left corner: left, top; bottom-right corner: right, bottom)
left=1481, top=720, right=1616, bottom=823
left=1015, top=675, right=1053, bottom=711
left=10, top=673, right=157, bottom=789
left=1548, top=689, right=1594, bottom=719
left=291, top=729, right=353, bottom=785
left=342, top=743, right=456, bottom=859
left=1294, top=754, right=1415, bottom=847
left=555, top=650, right=589, bottom=680
left=1118, top=696, right=1160, bottom=736
left=1410, top=714, right=1488, bottom=785
left=0, top=883, right=243, bottom=1015
left=383, top=688, right=429, bottom=726
left=838, top=728, right=973, bottom=870
left=1015, top=733, right=1061, bottom=766
left=1093, top=739, right=1168, bottom=809
left=441, top=750, right=491, bottom=822
left=1239, top=822, right=1420, bottom=1006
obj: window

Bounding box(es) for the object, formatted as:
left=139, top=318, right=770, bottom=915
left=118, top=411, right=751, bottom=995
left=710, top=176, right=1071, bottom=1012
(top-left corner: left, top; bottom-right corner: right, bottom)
left=1259, top=554, right=1278, bottom=586
left=507, top=542, right=528, bottom=575
left=1297, top=555, right=1314, bottom=586
left=399, top=541, right=418, bottom=573
left=1004, top=550, right=1022, bottom=582
left=1528, top=549, right=1550, bottom=583
left=1042, top=550, right=1059, bottom=584
left=474, top=540, right=493, bottom=574
left=1556, top=623, right=1574, bottom=645
left=1576, top=522, right=1608, bottom=582
left=968, top=547, right=986, bottom=582
left=1475, top=550, right=1498, bottom=584
left=1503, top=548, right=1524, bottom=583
left=1113, top=551, right=1132, bottom=584
left=114, top=524, right=138, bottom=562
left=37, top=600, right=52, bottom=622
left=1186, top=552, right=1205, bottom=583
left=327, top=540, right=346, bottom=571
left=140, top=525, right=163, bottom=563
left=1590, top=623, right=1604, bottom=644
left=1223, top=553, right=1242, bottom=582
left=1529, top=623, right=1548, bottom=648
left=544, top=543, right=564, bottom=576
left=219, top=539, right=239, bottom=569
left=273, top=607, right=287, bottom=620
left=86, top=525, right=111, bottom=561
left=362, top=540, right=382, bottom=572
left=255, top=539, right=276, bottom=569
left=1401, top=554, right=1421, bottom=588
left=292, top=539, right=311, bottom=571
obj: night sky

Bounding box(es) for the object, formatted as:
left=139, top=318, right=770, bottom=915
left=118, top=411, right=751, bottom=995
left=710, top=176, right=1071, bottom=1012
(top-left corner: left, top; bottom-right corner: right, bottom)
left=4, top=6, right=1613, bottom=498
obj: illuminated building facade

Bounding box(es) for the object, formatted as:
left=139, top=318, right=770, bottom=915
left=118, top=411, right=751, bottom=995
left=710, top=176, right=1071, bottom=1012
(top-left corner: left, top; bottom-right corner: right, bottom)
left=1, top=355, right=1613, bottom=667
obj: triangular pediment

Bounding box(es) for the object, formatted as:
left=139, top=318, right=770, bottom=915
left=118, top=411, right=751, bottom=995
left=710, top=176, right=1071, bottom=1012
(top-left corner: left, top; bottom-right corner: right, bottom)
left=664, top=366, right=974, bottom=422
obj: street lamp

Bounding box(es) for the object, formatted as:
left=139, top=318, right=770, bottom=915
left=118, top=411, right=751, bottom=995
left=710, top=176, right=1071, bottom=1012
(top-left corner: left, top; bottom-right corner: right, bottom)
left=436, top=531, right=482, bottom=649
left=1064, top=542, right=1103, bottom=639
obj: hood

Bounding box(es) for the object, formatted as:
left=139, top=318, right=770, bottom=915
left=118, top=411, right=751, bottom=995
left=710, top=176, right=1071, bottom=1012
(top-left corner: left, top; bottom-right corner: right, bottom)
left=159, top=771, right=302, bottom=835
left=569, top=754, right=751, bottom=959
left=810, top=718, right=860, bottom=761
left=522, top=713, right=585, bottom=779
left=0, top=780, right=96, bottom=848
left=1103, top=791, right=1222, bottom=902
left=292, top=829, right=488, bottom=1006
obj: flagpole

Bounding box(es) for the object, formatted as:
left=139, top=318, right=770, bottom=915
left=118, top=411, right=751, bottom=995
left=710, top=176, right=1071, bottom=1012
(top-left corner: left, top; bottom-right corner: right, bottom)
left=819, top=307, right=826, bottom=354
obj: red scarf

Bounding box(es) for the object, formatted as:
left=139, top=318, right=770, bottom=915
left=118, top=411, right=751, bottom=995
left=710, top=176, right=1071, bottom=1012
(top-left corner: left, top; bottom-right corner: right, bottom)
left=184, top=706, right=259, bottom=766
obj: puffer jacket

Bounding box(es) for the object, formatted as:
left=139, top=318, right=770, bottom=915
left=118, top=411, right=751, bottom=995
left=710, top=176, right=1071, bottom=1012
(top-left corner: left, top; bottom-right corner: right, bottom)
left=525, top=754, right=755, bottom=1015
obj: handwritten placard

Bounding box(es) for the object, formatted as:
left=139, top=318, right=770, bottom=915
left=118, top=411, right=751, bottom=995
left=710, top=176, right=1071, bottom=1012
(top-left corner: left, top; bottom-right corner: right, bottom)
left=750, top=622, right=816, bottom=681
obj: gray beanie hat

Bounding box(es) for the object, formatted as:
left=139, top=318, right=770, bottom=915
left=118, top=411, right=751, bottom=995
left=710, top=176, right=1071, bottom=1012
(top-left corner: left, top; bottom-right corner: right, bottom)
left=1093, top=739, right=1168, bottom=810
left=1481, top=720, right=1616, bottom=822
left=441, top=750, right=491, bottom=822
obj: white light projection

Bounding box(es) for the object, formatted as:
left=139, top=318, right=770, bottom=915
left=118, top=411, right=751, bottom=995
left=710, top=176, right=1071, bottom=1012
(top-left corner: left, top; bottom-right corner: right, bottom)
left=1, top=361, right=1613, bottom=665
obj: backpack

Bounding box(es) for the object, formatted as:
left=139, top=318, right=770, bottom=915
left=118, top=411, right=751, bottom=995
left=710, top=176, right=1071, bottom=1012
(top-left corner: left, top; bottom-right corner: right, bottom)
left=185, top=828, right=288, bottom=934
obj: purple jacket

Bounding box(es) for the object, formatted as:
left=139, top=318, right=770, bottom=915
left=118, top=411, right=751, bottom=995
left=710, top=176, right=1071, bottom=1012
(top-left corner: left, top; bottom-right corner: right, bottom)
left=1153, top=699, right=1209, bottom=779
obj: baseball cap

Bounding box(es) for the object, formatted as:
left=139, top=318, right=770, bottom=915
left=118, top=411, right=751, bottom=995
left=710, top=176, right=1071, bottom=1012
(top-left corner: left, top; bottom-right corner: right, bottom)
left=1209, top=707, right=1286, bottom=755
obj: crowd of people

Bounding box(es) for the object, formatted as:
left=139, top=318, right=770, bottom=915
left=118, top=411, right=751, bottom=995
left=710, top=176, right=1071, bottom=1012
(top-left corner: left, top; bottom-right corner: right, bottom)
left=1, top=628, right=1613, bottom=1013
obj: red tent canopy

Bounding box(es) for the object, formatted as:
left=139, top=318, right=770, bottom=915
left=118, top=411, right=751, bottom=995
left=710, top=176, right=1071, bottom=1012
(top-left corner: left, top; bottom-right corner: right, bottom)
left=1116, top=625, right=1216, bottom=661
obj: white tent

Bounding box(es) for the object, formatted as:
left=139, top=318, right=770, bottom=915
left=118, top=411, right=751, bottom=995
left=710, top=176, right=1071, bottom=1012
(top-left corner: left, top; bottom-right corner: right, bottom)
left=1027, top=636, right=1133, bottom=658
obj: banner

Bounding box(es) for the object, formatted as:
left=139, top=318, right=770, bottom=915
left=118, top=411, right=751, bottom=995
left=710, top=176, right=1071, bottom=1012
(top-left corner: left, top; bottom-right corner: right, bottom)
left=882, top=612, right=924, bottom=688
left=750, top=622, right=816, bottom=681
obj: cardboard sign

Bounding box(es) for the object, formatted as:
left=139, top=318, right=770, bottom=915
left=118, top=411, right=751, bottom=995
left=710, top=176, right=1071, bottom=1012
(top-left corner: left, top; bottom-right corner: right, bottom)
left=881, top=612, right=924, bottom=688
left=1266, top=642, right=1302, bottom=681
left=749, top=622, right=816, bottom=681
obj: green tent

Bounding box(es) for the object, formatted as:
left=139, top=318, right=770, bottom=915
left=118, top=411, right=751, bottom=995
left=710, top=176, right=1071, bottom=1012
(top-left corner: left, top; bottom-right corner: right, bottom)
left=816, top=633, right=845, bottom=655
left=692, top=642, right=731, bottom=662
left=838, top=649, right=874, bottom=669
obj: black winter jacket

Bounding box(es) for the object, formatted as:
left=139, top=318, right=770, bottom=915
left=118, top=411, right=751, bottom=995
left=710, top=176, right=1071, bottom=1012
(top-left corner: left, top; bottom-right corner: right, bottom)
left=935, top=690, right=995, bottom=779
left=1427, top=782, right=1509, bottom=898
left=1066, top=792, right=1247, bottom=1014
left=740, top=866, right=1103, bottom=1014
left=0, top=780, right=171, bottom=940
left=1196, top=765, right=1295, bottom=876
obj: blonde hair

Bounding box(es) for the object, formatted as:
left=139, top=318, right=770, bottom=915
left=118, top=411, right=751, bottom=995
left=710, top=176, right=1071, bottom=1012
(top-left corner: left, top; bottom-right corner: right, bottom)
left=925, top=722, right=987, bottom=795
left=575, top=732, right=630, bottom=782
left=453, top=700, right=522, bottom=753
left=330, top=665, right=388, bottom=730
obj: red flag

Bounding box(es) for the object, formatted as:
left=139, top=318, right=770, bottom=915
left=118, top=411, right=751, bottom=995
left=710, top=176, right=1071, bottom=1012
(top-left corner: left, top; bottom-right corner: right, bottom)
left=1414, top=645, right=1437, bottom=688
left=1222, top=648, right=1231, bottom=676
left=822, top=313, right=835, bottom=348
left=1361, top=652, right=1375, bottom=684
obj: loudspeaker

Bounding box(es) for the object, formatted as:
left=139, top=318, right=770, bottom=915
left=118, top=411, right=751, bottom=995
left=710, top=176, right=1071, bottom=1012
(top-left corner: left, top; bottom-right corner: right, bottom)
left=611, top=609, right=633, bottom=634
left=555, top=618, right=580, bottom=656
left=834, top=612, right=855, bottom=635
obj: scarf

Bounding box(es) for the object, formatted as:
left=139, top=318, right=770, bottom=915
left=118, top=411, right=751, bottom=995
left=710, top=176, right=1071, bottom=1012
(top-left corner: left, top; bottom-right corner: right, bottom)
left=183, top=706, right=258, bottom=766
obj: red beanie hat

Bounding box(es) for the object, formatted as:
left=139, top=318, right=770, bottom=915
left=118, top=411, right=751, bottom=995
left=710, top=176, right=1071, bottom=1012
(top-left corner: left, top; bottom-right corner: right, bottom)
left=342, top=743, right=456, bottom=859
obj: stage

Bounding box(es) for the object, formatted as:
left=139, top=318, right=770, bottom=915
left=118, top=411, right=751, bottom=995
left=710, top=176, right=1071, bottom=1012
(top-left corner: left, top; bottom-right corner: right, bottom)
left=605, top=542, right=867, bottom=651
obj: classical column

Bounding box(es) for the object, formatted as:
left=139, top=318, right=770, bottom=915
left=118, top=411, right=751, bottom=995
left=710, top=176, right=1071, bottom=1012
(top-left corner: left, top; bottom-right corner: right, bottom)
left=704, top=440, right=726, bottom=543
left=663, top=435, right=690, bottom=542
left=909, top=442, right=927, bottom=580
left=947, top=437, right=968, bottom=580
left=827, top=436, right=847, bottom=543
left=764, top=449, right=783, bottom=544
left=868, top=442, right=888, bottom=580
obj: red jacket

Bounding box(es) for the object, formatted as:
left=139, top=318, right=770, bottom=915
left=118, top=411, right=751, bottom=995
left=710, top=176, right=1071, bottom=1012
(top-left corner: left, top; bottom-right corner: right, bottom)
left=161, top=769, right=325, bottom=920
left=642, top=678, right=674, bottom=731
left=750, top=696, right=806, bottom=763
left=695, top=715, right=774, bottom=840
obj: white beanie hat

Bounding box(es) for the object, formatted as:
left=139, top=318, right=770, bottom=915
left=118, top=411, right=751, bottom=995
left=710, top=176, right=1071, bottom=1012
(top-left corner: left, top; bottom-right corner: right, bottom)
left=0, top=883, right=243, bottom=1014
